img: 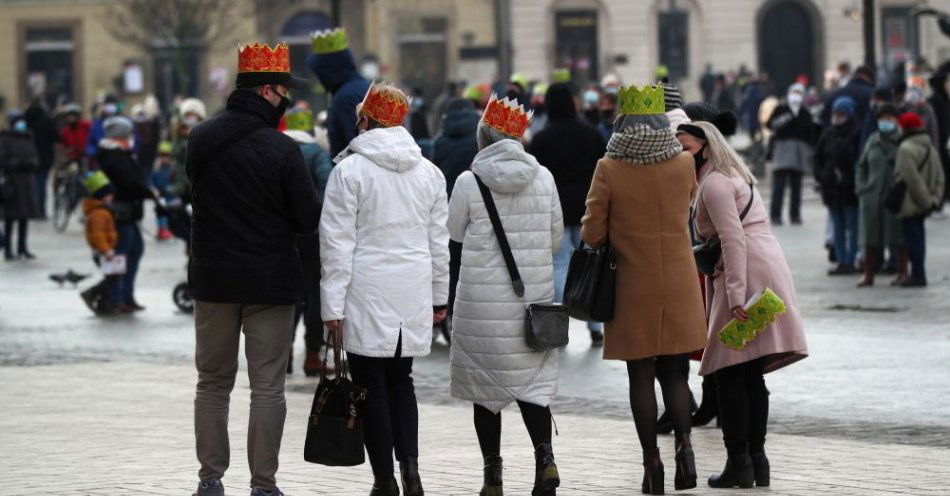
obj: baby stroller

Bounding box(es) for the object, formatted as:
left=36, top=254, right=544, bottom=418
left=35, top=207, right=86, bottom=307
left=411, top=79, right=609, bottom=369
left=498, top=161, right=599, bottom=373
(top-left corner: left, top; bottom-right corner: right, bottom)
left=166, top=203, right=193, bottom=313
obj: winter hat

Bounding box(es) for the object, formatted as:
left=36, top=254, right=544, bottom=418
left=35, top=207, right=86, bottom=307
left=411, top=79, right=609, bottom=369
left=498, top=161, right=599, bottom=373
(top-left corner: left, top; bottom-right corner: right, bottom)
left=898, top=111, right=924, bottom=130
left=103, top=116, right=133, bottom=138
left=660, top=80, right=682, bottom=111
left=84, top=171, right=115, bottom=198
left=545, top=83, right=577, bottom=120
left=876, top=104, right=899, bottom=119
left=682, top=101, right=738, bottom=137
left=179, top=98, right=207, bottom=120
left=831, top=96, right=855, bottom=117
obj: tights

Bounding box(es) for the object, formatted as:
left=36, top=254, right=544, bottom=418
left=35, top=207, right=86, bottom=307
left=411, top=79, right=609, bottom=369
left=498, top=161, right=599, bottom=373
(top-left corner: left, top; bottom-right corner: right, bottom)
left=473, top=401, right=552, bottom=457
left=626, top=354, right=693, bottom=450
left=715, top=357, right=769, bottom=457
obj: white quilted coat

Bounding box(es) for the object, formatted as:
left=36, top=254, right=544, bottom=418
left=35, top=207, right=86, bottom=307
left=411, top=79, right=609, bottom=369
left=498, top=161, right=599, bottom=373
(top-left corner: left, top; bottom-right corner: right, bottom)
left=320, top=126, right=450, bottom=358
left=447, top=139, right=564, bottom=413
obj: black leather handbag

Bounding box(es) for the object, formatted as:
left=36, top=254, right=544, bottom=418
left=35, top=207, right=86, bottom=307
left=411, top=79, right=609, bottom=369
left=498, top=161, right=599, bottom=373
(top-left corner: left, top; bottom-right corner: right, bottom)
left=694, top=182, right=755, bottom=276
left=303, top=330, right=367, bottom=466
left=563, top=240, right=616, bottom=322
left=474, top=174, right=569, bottom=351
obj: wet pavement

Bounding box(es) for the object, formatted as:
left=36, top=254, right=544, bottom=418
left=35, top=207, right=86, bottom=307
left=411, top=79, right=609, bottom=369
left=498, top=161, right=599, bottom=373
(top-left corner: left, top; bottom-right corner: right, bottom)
left=2, top=181, right=950, bottom=452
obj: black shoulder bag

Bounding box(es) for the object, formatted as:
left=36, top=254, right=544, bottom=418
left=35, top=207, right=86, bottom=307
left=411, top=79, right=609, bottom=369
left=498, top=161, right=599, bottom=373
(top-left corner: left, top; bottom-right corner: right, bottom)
left=304, top=329, right=367, bottom=466
left=884, top=145, right=931, bottom=214
left=693, top=182, right=755, bottom=276
left=563, top=239, right=616, bottom=322
left=474, top=174, right=569, bottom=351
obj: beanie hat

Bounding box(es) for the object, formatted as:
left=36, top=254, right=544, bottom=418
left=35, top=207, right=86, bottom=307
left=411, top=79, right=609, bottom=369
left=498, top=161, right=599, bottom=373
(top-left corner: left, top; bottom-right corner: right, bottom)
left=876, top=104, right=899, bottom=119
left=179, top=98, right=207, bottom=120
left=661, top=80, right=683, bottom=111
left=898, top=111, right=924, bottom=130
left=682, top=101, right=738, bottom=137
left=831, top=96, right=855, bottom=117
left=84, top=171, right=114, bottom=198
left=103, top=116, right=133, bottom=139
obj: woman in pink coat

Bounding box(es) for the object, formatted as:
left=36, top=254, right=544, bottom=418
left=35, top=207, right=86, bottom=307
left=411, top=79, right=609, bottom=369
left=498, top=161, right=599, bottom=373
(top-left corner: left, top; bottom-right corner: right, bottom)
left=684, top=121, right=808, bottom=490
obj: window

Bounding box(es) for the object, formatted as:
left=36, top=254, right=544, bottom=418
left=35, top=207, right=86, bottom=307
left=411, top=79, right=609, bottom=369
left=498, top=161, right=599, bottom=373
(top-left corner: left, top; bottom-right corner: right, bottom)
left=555, top=10, right=598, bottom=85
left=658, top=10, right=689, bottom=81
left=24, top=25, right=75, bottom=107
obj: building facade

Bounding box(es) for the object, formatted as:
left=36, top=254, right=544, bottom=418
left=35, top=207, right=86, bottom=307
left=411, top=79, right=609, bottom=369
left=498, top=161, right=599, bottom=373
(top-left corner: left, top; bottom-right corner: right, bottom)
left=512, top=0, right=950, bottom=98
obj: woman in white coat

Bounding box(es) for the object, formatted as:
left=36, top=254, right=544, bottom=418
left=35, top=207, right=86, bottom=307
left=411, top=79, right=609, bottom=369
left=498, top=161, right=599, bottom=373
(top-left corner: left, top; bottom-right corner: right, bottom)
left=320, top=83, right=450, bottom=496
left=447, top=95, right=564, bottom=496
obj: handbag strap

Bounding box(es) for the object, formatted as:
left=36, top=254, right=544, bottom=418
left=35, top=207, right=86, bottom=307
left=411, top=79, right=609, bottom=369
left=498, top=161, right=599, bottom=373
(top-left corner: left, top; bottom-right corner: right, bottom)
left=738, top=182, right=755, bottom=222
left=473, top=174, right=525, bottom=299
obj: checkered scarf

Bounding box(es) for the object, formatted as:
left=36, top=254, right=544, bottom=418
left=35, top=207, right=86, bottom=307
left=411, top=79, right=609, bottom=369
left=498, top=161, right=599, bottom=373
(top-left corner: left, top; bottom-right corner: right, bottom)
left=605, top=123, right=683, bottom=165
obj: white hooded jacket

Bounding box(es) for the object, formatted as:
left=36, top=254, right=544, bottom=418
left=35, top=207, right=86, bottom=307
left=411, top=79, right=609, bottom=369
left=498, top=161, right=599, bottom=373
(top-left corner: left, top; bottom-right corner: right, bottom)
left=447, top=139, right=564, bottom=413
left=320, top=126, right=450, bottom=357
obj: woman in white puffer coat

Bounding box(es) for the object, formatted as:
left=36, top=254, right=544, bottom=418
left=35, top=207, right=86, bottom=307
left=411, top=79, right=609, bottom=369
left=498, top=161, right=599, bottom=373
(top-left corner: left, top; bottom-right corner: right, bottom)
left=447, top=104, right=564, bottom=496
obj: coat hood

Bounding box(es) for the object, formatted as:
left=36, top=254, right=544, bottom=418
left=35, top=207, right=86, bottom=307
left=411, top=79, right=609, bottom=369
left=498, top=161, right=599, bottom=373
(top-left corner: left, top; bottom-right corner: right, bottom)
left=348, top=126, right=423, bottom=173
left=470, top=139, right=540, bottom=194
left=441, top=108, right=479, bottom=138
left=306, top=49, right=366, bottom=94
left=82, top=197, right=108, bottom=216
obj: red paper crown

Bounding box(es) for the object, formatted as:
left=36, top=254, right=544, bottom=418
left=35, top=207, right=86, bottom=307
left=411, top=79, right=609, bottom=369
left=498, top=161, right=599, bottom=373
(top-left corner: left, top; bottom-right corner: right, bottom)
left=481, top=94, right=532, bottom=138
left=360, top=83, right=410, bottom=128
left=238, top=43, right=291, bottom=74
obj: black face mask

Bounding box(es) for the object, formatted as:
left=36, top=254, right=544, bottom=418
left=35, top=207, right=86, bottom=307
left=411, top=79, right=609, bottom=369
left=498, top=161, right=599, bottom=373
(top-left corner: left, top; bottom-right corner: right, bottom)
left=275, top=94, right=291, bottom=118
left=694, top=144, right=707, bottom=174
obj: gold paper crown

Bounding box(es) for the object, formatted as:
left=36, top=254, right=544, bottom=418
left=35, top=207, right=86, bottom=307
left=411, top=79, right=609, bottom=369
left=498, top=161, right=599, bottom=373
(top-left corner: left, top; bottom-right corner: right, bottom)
left=311, top=28, right=348, bottom=54
left=360, top=82, right=410, bottom=128
left=238, top=43, right=290, bottom=73
left=481, top=94, right=533, bottom=138
left=618, top=84, right=666, bottom=115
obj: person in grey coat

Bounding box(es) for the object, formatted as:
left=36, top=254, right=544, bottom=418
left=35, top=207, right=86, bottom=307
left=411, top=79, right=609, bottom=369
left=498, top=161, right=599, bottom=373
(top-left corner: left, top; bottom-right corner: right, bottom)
left=766, top=83, right=818, bottom=225
left=447, top=104, right=564, bottom=496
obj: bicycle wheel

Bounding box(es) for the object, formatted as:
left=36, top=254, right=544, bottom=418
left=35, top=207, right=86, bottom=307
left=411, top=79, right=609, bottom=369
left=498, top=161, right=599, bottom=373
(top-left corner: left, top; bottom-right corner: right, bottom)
left=52, top=174, right=71, bottom=233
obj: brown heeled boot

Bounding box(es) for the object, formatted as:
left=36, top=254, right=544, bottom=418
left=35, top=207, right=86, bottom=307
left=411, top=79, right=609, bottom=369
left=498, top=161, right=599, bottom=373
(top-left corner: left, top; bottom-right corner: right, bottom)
left=857, top=249, right=878, bottom=287
left=641, top=447, right=664, bottom=495
left=674, top=434, right=697, bottom=490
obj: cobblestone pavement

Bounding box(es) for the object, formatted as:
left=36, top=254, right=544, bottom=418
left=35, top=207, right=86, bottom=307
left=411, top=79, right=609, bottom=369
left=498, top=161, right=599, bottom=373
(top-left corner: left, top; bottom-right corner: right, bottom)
left=2, top=181, right=950, bottom=493
left=3, top=361, right=949, bottom=495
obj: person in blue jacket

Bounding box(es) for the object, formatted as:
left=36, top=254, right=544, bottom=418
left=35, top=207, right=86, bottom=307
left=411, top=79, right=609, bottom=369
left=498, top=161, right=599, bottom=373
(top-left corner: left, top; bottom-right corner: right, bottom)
left=306, top=29, right=370, bottom=158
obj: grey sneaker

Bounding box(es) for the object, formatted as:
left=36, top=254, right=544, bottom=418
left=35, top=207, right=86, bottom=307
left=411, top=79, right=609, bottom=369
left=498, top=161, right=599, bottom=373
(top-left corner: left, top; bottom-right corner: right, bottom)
left=193, top=478, right=224, bottom=496
left=249, top=488, right=283, bottom=496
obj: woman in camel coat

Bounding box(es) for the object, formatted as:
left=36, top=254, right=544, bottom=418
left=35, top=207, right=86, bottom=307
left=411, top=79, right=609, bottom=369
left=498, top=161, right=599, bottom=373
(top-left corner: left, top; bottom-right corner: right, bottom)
left=581, top=110, right=707, bottom=495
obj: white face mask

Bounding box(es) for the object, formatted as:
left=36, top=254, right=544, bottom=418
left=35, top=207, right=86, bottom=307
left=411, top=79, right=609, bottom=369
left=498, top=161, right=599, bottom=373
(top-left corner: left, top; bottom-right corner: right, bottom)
left=788, top=93, right=803, bottom=107
left=182, top=115, right=199, bottom=128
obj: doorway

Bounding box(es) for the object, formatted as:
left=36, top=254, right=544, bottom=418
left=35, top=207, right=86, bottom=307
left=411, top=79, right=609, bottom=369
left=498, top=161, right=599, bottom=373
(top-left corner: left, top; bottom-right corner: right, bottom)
left=758, top=0, right=820, bottom=93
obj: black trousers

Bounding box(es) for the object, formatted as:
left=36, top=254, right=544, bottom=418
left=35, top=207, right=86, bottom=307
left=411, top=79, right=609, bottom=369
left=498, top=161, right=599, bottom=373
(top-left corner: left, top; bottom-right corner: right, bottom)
left=473, top=401, right=552, bottom=457
left=3, top=218, right=28, bottom=256
left=770, top=170, right=803, bottom=222
left=293, top=302, right=324, bottom=353
left=715, top=357, right=769, bottom=458
left=348, top=340, right=418, bottom=478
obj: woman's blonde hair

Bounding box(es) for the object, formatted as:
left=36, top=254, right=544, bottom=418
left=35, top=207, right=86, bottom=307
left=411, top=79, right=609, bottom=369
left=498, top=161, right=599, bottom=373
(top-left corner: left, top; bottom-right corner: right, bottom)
left=691, top=120, right=757, bottom=185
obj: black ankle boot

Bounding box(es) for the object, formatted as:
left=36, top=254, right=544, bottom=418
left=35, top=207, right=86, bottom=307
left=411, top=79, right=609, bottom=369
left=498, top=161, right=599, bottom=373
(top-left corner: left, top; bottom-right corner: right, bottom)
left=399, top=457, right=424, bottom=496
left=673, top=435, right=696, bottom=490
left=750, top=450, right=770, bottom=487
left=369, top=476, right=400, bottom=496
left=641, top=447, right=664, bottom=495
left=532, top=442, right=559, bottom=495
left=692, top=376, right=718, bottom=427
left=480, top=455, right=503, bottom=496
left=707, top=452, right=754, bottom=489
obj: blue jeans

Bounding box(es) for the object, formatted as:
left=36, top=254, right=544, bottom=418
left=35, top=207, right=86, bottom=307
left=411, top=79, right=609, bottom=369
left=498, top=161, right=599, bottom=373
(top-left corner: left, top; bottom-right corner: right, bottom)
left=828, top=206, right=858, bottom=267
left=901, top=215, right=927, bottom=282
left=553, top=224, right=602, bottom=332
left=112, top=223, right=144, bottom=305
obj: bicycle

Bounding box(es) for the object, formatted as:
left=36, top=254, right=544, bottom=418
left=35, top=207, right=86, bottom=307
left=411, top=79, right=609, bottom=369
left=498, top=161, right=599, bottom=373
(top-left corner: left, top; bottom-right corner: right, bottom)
left=51, top=160, right=87, bottom=233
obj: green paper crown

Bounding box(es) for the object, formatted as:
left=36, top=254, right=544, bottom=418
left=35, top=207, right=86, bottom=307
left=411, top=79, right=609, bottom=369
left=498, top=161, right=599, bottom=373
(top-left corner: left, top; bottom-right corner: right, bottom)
left=551, top=68, right=571, bottom=83
left=84, top=170, right=111, bottom=195
left=618, top=84, right=666, bottom=115
left=312, top=28, right=348, bottom=54
left=285, top=109, right=314, bottom=132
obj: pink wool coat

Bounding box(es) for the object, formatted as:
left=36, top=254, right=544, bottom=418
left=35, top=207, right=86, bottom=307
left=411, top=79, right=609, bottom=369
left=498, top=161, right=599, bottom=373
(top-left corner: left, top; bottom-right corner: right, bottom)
left=694, top=168, right=808, bottom=376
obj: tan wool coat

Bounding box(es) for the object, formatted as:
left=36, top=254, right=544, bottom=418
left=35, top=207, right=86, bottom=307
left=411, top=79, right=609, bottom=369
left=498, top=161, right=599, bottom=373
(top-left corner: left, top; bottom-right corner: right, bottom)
left=581, top=153, right=707, bottom=360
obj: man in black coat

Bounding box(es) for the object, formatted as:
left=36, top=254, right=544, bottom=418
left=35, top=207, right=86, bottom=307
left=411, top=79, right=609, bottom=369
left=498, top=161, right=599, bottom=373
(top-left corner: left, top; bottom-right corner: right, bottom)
left=187, top=42, right=315, bottom=496
left=528, top=82, right=607, bottom=344
left=820, top=65, right=876, bottom=128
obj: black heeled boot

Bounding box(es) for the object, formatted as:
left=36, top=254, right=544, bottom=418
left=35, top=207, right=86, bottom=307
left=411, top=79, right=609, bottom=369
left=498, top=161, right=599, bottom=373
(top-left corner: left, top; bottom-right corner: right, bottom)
left=692, top=376, right=718, bottom=427
left=532, top=442, right=559, bottom=495
left=641, top=447, right=664, bottom=495
left=673, top=435, right=696, bottom=490
left=400, top=457, right=423, bottom=496
left=658, top=392, right=698, bottom=435
left=750, top=450, right=770, bottom=487
left=707, top=452, right=754, bottom=489
left=480, top=455, right=503, bottom=496
left=369, top=476, right=400, bottom=496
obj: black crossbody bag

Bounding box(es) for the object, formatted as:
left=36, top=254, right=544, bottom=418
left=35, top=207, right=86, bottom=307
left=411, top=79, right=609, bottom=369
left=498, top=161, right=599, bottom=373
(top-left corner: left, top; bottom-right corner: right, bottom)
left=474, top=174, right=569, bottom=351
left=693, top=182, right=754, bottom=276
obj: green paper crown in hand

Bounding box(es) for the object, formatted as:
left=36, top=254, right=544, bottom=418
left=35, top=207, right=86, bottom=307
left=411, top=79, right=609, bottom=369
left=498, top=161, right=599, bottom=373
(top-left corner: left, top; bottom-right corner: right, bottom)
left=718, top=288, right=787, bottom=351
left=618, top=84, right=666, bottom=116
left=285, top=109, right=314, bottom=132
left=312, top=28, right=348, bottom=54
